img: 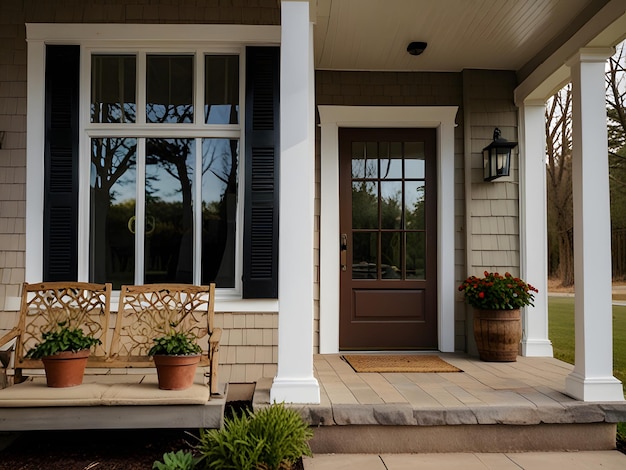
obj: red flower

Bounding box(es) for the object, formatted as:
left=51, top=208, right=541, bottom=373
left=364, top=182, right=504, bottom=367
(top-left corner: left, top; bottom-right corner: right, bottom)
left=478, top=292, right=485, bottom=299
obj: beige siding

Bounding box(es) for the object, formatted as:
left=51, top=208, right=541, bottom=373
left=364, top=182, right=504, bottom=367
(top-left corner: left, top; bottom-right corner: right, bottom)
left=214, top=312, right=278, bottom=383
left=460, top=69, right=519, bottom=355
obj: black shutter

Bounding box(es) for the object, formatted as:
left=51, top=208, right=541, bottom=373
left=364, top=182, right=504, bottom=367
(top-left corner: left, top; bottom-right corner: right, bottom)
left=243, top=47, right=280, bottom=298
left=43, top=45, right=80, bottom=281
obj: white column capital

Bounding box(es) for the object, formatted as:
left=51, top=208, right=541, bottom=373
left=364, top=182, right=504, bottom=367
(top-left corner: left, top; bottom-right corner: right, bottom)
left=567, top=47, right=615, bottom=66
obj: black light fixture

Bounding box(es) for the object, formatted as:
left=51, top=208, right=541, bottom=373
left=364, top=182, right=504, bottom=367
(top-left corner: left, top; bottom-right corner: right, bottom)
left=482, top=128, right=517, bottom=181
left=407, top=41, right=427, bottom=56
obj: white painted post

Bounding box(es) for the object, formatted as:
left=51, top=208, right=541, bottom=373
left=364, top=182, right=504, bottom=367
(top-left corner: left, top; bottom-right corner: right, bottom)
left=565, top=48, right=624, bottom=401
left=270, top=0, right=320, bottom=404
left=519, top=101, right=553, bottom=357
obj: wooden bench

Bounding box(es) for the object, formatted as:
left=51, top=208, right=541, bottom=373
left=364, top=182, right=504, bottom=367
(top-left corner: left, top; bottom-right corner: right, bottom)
left=0, top=282, right=224, bottom=431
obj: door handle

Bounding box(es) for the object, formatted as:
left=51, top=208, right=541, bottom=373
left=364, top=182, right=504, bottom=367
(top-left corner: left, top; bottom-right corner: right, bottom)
left=340, top=233, right=348, bottom=271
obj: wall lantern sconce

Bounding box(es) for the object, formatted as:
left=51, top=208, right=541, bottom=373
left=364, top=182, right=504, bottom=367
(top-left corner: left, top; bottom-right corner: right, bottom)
left=483, top=128, right=517, bottom=181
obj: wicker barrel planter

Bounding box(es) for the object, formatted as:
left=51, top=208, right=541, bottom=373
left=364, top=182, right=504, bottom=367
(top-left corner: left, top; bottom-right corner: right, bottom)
left=41, top=349, right=90, bottom=387
left=153, top=354, right=201, bottom=390
left=473, top=308, right=521, bottom=362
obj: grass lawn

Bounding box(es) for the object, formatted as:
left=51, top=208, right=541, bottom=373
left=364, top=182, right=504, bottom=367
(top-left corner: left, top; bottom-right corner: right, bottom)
left=548, top=296, right=626, bottom=442
left=548, top=296, right=626, bottom=386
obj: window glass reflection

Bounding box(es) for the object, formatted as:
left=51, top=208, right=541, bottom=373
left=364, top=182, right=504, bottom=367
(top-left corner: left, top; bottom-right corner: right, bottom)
left=202, top=138, right=238, bottom=287
left=145, top=138, right=195, bottom=283
left=379, top=142, right=403, bottom=179
left=405, top=181, right=425, bottom=230
left=404, top=142, right=425, bottom=178
left=352, top=181, right=378, bottom=229
left=90, top=138, right=137, bottom=288
left=146, top=55, right=193, bottom=123
left=205, top=55, right=239, bottom=124
left=351, top=142, right=378, bottom=178
left=352, top=232, right=378, bottom=279
left=380, top=181, right=402, bottom=229
left=406, top=232, right=426, bottom=279
left=91, top=55, right=136, bottom=123
left=381, top=232, right=402, bottom=279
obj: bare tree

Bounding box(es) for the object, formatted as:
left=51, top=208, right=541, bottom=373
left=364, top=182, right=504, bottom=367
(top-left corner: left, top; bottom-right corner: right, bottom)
left=607, top=42, right=626, bottom=278
left=545, top=85, right=575, bottom=287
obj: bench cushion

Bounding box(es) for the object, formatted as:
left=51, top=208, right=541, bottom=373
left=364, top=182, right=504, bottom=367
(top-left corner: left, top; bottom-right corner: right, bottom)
left=0, top=375, right=211, bottom=407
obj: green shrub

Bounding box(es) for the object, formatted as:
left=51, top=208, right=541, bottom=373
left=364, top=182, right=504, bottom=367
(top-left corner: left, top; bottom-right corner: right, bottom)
left=194, top=402, right=313, bottom=470
left=153, top=450, right=197, bottom=470
left=148, top=331, right=202, bottom=356
left=25, top=321, right=101, bottom=359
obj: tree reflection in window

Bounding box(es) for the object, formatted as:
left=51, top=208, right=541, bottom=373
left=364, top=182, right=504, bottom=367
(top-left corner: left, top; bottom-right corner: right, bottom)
left=91, top=55, right=136, bottom=123
left=202, top=139, right=238, bottom=287
left=146, top=55, right=193, bottom=123
left=90, top=138, right=137, bottom=288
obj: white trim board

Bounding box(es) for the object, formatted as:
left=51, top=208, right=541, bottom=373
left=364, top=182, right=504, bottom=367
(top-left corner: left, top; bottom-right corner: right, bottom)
left=317, top=106, right=458, bottom=354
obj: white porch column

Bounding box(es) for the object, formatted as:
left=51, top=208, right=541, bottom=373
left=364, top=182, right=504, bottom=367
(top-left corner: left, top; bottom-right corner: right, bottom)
left=270, top=1, right=320, bottom=404
left=565, top=48, right=623, bottom=401
left=519, top=101, right=553, bottom=357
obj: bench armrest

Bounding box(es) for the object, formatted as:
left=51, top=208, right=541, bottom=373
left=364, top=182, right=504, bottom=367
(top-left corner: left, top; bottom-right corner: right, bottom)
left=0, top=328, right=20, bottom=350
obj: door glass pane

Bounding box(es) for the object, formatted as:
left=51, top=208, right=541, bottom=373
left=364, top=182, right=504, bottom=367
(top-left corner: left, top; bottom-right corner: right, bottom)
left=89, top=138, right=137, bottom=288
left=405, top=142, right=425, bottom=178
left=381, top=232, right=402, bottom=279
left=145, top=138, right=195, bottom=283
left=91, top=55, right=136, bottom=123
left=352, top=181, right=378, bottom=229
left=406, top=232, right=426, bottom=279
left=146, top=55, right=193, bottom=123
left=202, top=138, right=238, bottom=287
left=205, top=55, right=239, bottom=124
left=379, top=141, right=402, bottom=179
left=351, top=142, right=378, bottom=178
left=405, top=181, right=426, bottom=230
left=380, top=181, right=402, bottom=229
left=352, top=232, right=377, bottom=279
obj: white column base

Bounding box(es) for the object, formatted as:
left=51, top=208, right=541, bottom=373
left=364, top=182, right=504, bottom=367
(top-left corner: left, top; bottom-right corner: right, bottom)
left=270, top=377, right=320, bottom=404
left=565, top=372, right=624, bottom=402
left=520, top=339, right=554, bottom=357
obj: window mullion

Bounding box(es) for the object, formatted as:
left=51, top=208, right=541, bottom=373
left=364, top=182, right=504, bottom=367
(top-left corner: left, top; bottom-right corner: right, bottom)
left=195, top=49, right=203, bottom=125
left=137, top=51, right=146, bottom=125
left=194, top=137, right=203, bottom=284
left=135, top=138, right=146, bottom=284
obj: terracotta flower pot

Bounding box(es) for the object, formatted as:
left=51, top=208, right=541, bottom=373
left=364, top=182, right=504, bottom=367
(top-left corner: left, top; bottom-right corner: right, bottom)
left=473, top=308, right=521, bottom=362
left=41, top=349, right=90, bottom=387
left=153, top=354, right=201, bottom=390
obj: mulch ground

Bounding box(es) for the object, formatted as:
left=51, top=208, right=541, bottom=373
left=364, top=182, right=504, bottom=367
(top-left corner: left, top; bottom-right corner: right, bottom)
left=0, top=428, right=194, bottom=469
left=0, top=401, right=305, bottom=469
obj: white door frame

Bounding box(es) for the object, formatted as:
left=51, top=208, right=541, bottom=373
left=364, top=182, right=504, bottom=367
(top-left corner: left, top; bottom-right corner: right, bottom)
left=318, top=106, right=458, bottom=353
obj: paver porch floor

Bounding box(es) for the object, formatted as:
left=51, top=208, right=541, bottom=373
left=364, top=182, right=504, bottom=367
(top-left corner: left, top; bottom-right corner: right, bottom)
left=254, top=353, right=626, bottom=452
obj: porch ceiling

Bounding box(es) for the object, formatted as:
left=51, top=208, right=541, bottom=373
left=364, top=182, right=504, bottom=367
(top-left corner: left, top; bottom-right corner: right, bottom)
left=313, top=0, right=616, bottom=74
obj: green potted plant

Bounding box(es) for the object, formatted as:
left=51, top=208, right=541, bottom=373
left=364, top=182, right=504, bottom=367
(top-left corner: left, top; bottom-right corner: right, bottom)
left=458, top=271, right=538, bottom=362
left=25, top=321, right=101, bottom=387
left=149, top=330, right=202, bottom=390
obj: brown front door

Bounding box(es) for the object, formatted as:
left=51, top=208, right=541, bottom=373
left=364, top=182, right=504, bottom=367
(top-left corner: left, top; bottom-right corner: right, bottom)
left=339, top=128, right=437, bottom=350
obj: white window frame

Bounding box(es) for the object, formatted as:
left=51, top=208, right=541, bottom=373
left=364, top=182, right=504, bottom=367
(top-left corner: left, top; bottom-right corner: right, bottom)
left=83, top=46, right=243, bottom=295
left=26, top=23, right=280, bottom=311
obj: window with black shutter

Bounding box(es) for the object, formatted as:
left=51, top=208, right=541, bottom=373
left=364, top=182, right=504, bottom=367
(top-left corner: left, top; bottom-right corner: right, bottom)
left=243, top=47, right=280, bottom=299
left=40, top=41, right=280, bottom=299
left=43, top=45, right=80, bottom=281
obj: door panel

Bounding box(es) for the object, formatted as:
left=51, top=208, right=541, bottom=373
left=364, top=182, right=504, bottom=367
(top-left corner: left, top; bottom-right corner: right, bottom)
left=339, top=128, right=437, bottom=350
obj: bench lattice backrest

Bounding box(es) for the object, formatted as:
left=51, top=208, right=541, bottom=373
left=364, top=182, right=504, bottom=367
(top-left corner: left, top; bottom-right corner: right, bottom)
left=111, top=283, right=216, bottom=368
left=15, top=282, right=112, bottom=372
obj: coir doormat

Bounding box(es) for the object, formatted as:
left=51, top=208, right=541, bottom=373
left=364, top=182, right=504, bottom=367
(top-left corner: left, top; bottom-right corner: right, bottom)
left=342, top=354, right=462, bottom=373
